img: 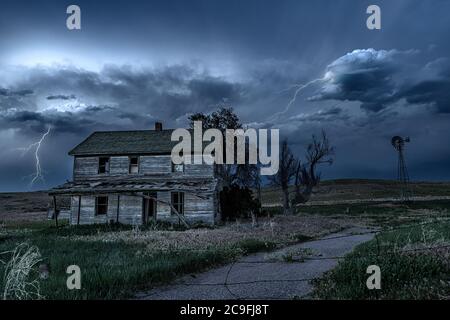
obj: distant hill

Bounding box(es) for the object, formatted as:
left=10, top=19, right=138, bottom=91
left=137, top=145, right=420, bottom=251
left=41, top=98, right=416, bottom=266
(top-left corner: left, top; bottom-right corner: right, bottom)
left=261, top=179, right=450, bottom=206
left=0, top=191, right=69, bottom=223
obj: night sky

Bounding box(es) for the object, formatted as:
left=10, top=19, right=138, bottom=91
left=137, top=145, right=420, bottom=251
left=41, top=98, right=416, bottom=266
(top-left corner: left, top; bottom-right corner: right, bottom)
left=1, top=0, right=450, bottom=191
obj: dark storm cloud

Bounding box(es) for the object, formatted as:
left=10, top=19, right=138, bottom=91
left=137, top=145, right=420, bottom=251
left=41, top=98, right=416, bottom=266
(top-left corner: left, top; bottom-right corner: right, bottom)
left=320, top=107, right=342, bottom=116
left=0, top=64, right=247, bottom=138
left=311, top=49, right=450, bottom=114
left=2, top=0, right=450, bottom=191
left=400, top=59, right=450, bottom=113
left=188, top=78, right=242, bottom=105
left=287, top=106, right=349, bottom=123
left=403, top=80, right=450, bottom=113
left=310, top=49, right=408, bottom=112
left=43, top=64, right=241, bottom=117
left=0, top=109, right=97, bottom=135
left=2, top=51, right=450, bottom=192
left=81, top=105, right=116, bottom=114
left=46, top=94, right=77, bottom=100
left=0, top=88, right=34, bottom=97
left=0, top=63, right=251, bottom=191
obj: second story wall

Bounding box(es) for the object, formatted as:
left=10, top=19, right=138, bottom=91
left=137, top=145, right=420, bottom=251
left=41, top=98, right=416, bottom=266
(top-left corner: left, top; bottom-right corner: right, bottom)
left=73, top=155, right=214, bottom=181
left=140, top=156, right=172, bottom=174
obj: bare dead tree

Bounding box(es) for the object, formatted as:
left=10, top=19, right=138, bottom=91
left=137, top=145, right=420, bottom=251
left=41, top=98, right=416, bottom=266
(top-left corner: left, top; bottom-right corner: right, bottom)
left=268, top=140, right=297, bottom=214
left=292, top=130, right=334, bottom=205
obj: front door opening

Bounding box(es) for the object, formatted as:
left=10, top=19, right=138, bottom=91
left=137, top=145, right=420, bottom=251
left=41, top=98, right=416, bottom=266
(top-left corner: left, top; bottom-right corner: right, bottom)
left=143, top=192, right=157, bottom=224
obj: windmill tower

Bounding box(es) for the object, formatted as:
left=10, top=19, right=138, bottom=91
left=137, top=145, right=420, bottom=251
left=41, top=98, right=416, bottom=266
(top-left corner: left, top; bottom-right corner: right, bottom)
left=391, top=136, right=411, bottom=201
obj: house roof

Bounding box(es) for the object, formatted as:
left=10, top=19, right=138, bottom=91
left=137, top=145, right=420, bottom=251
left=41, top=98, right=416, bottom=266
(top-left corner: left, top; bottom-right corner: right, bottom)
left=69, top=129, right=186, bottom=156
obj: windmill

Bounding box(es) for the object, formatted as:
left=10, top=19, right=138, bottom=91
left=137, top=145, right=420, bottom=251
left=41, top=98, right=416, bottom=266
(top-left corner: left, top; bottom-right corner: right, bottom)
left=391, top=136, right=412, bottom=201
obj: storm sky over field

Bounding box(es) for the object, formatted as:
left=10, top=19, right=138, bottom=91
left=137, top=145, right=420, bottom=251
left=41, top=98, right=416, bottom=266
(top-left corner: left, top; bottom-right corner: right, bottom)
left=1, top=0, right=450, bottom=191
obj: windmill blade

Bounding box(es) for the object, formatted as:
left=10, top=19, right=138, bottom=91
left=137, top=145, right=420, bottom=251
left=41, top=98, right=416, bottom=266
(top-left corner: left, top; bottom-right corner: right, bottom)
left=391, top=136, right=404, bottom=150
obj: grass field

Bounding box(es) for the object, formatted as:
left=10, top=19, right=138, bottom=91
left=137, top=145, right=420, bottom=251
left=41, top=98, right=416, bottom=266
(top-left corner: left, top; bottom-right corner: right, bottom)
left=306, top=198, right=450, bottom=299
left=0, top=215, right=346, bottom=299
left=295, top=200, right=450, bottom=227
left=313, top=218, right=450, bottom=299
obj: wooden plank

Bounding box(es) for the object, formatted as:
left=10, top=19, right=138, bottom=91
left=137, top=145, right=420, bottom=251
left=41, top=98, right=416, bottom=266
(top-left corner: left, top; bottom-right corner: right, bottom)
left=125, top=192, right=189, bottom=228
left=110, top=156, right=129, bottom=175
left=140, top=155, right=171, bottom=174
left=77, top=195, right=81, bottom=225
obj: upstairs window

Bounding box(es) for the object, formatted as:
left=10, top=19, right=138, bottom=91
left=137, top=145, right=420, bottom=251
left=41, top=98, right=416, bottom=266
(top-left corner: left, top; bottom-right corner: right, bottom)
left=98, top=157, right=110, bottom=174
left=129, top=156, right=139, bottom=174
left=95, top=196, right=108, bottom=215
left=171, top=192, right=184, bottom=215
left=172, top=162, right=184, bottom=173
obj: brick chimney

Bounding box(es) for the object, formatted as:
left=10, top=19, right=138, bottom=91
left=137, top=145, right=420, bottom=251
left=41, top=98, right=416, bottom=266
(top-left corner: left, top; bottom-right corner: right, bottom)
left=155, top=122, right=163, bottom=131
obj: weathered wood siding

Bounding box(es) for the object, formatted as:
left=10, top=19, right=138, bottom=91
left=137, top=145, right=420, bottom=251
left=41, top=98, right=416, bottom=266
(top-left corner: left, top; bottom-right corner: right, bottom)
left=156, top=191, right=215, bottom=225
left=74, top=155, right=214, bottom=180
left=156, top=191, right=171, bottom=216
left=70, top=191, right=216, bottom=225
left=110, top=156, right=129, bottom=175
left=70, top=195, right=142, bottom=225
left=71, top=154, right=217, bottom=225
left=74, top=157, right=98, bottom=179
left=115, top=195, right=142, bottom=224
left=140, top=156, right=171, bottom=174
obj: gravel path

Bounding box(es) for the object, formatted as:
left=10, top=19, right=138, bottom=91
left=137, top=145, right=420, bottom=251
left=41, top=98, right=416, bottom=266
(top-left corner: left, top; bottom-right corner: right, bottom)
left=136, top=227, right=376, bottom=300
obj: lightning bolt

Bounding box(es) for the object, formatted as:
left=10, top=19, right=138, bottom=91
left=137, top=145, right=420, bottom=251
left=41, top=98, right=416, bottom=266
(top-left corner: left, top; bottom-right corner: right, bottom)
left=269, top=72, right=333, bottom=122
left=17, top=127, right=51, bottom=188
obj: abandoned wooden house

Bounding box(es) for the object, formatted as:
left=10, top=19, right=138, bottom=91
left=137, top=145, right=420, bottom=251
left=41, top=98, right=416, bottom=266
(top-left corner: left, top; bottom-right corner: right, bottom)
left=48, top=122, right=220, bottom=226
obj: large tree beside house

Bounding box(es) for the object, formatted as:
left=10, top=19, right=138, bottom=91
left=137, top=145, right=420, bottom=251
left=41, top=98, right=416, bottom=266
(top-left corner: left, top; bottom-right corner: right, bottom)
left=188, top=107, right=262, bottom=221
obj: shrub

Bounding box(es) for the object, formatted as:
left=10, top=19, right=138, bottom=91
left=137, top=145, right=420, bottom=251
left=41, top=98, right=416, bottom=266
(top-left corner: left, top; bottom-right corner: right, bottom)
left=220, top=184, right=260, bottom=221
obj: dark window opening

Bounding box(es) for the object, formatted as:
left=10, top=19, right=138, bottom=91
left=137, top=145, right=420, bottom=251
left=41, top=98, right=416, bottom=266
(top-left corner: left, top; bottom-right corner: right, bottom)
left=95, top=196, right=108, bottom=215
left=142, top=192, right=157, bottom=224
left=98, top=157, right=110, bottom=174
left=171, top=192, right=184, bottom=215
left=129, top=156, right=139, bottom=174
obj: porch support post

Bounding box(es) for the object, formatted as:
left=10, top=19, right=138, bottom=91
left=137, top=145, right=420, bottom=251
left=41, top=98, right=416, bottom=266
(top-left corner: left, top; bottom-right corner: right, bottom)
left=53, top=196, right=58, bottom=227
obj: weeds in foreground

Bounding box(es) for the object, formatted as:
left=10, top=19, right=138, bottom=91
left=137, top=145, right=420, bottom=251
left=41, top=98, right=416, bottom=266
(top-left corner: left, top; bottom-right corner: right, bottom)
left=1, top=243, right=43, bottom=300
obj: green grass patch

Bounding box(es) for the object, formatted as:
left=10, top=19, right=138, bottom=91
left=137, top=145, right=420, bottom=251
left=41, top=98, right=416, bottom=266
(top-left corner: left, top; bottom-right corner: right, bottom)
left=0, top=224, right=275, bottom=299
left=296, top=200, right=450, bottom=227
left=313, top=219, right=450, bottom=299
left=236, top=238, right=277, bottom=254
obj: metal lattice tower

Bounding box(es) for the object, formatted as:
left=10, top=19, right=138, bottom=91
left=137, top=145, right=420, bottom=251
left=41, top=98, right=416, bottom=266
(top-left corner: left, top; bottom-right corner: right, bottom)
left=391, top=136, right=411, bottom=202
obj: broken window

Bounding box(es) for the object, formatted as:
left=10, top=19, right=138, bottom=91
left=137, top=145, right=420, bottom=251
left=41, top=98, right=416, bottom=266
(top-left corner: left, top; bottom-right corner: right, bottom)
left=171, top=192, right=184, bottom=215
left=95, top=196, right=108, bottom=215
left=98, top=157, right=110, bottom=174
left=129, top=156, right=139, bottom=174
